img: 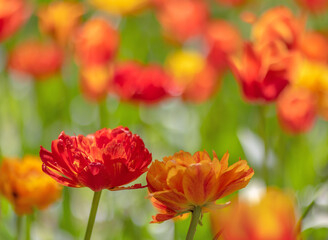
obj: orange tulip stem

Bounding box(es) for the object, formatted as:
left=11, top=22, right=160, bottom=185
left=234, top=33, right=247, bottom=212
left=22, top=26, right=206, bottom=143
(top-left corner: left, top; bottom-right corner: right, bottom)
left=84, top=191, right=102, bottom=240
left=25, top=214, right=32, bottom=240
left=186, top=206, right=202, bottom=240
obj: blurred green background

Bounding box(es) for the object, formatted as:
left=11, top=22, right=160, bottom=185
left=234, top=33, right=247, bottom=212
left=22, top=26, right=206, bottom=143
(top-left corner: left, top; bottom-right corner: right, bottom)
left=1, top=0, right=328, bottom=239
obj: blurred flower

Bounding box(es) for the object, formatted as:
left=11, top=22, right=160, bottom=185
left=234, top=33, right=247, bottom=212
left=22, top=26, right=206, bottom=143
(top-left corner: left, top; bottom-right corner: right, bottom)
left=216, top=0, right=249, bottom=7
left=40, top=127, right=152, bottom=192
left=80, top=65, right=113, bottom=102
left=230, top=42, right=294, bottom=103
left=147, top=150, right=254, bottom=223
left=112, top=61, right=174, bottom=104
left=204, top=20, right=242, bottom=71
left=277, top=87, right=317, bottom=134
left=0, top=156, right=62, bottom=215
left=165, top=50, right=220, bottom=103
left=8, top=40, right=64, bottom=79
left=295, top=0, right=328, bottom=13
left=298, top=31, right=328, bottom=63
left=0, top=0, right=30, bottom=42
left=38, top=1, right=84, bottom=46
left=157, top=0, right=209, bottom=43
left=252, top=6, right=305, bottom=50
left=292, top=60, right=328, bottom=120
left=89, top=0, right=149, bottom=15
left=74, top=18, right=119, bottom=66
left=211, top=188, right=300, bottom=240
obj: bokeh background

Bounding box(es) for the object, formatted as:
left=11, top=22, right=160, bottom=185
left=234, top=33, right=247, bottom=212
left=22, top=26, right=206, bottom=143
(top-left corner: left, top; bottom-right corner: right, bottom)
left=1, top=0, right=328, bottom=239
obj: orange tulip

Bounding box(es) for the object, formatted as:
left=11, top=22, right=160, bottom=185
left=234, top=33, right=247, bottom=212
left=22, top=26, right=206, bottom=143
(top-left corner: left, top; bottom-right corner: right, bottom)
left=295, top=0, right=328, bottom=13
left=157, top=0, right=209, bottom=42
left=0, top=156, right=62, bottom=215
left=0, top=0, right=30, bottom=42
left=80, top=65, right=113, bottom=102
left=252, top=6, right=305, bottom=50
left=38, top=1, right=84, bottom=46
left=74, top=18, right=119, bottom=66
left=165, top=50, right=220, bottom=103
left=230, top=42, right=294, bottom=103
left=204, top=20, right=242, bottom=71
left=211, top=188, right=300, bottom=240
left=8, top=40, right=64, bottom=79
left=147, top=150, right=254, bottom=223
left=298, top=31, right=328, bottom=63
left=277, top=87, right=317, bottom=134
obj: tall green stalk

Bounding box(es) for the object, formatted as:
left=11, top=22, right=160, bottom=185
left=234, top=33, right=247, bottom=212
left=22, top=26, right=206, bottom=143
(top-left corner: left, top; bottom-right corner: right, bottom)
left=84, top=191, right=102, bottom=240
left=186, top=206, right=202, bottom=240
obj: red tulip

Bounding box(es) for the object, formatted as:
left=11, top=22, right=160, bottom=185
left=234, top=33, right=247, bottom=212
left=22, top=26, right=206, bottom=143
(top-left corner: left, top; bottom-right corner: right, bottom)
left=40, top=127, right=152, bottom=192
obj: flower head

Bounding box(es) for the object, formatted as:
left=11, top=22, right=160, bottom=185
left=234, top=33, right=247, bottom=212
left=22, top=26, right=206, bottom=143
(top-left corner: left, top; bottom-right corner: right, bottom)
left=251, top=6, right=305, bottom=50
left=298, top=31, right=328, bottom=63
left=211, top=188, right=300, bottom=240
left=40, top=127, right=152, bottom=192
left=295, top=0, right=328, bottom=13
left=165, top=50, right=220, bottom=103
left=74, top=18, right=119, bottom=67
left=0, top=156, right=62, bottom=215
left=230, top=42, right=294, bottom=103
left=157, top=0, right=209, bottom=42
left=0, top=0, right=30, bottom=42
left=89, top=0, right=149, bottom=15
left=204, top=20, right=242, bottom=71
left=277, top=87, right=317, bottom=134
left=216, top=0, right=249, bottom=7
left=8, top=40, right=64, bottom=79
left=80, top=65, right=113, bottom=102
left=38, top=1, right=84, bottom=46
left=112, top=61, right=174, bottom=104
left=146, top=150, right=254, bottom=223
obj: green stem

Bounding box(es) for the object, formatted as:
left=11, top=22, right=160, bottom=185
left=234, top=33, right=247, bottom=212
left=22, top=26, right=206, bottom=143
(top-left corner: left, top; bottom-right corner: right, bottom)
left=186, top=206, right=201, bottom=240
left=84, top=191, right=102, bottom=240
left=259, top=105, right=269, bottom=186
left=99, top=101, right=108, bottom=129
left=16, top=215, right=23, bottom=240
left=25, top=215, right=31, bottom=240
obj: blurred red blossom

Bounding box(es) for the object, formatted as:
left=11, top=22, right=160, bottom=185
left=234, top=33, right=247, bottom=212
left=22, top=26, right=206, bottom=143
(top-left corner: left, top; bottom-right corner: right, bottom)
left=40, top=127, right=152, bottom=192
left=8, top=40, right=64, bottom=79
left=112, top=61, right=175, bottom=104
left=74, top=18, right=119, bottom=67
left=157, top=0, right=209, bottom=42
left=295, top=0, right=328, bottom=13
left=277, top=87, right=317, bottom=134
left=0, top=0, right=30, bottom=42
left=230, top=42, right=295, bottom=103
left=204, top=20, right=242, bottom=71
left=211, top=188, right=300, bottom=240
left=216, top=0, right=249, bottom=7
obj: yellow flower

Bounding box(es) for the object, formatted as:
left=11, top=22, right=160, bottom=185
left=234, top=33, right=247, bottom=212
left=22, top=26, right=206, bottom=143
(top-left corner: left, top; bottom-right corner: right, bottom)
left=38, top=1, right=84, bottom=46
left=0, top=156, right=62, bottom=215
left=88, top=0, right=149, bottom=15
